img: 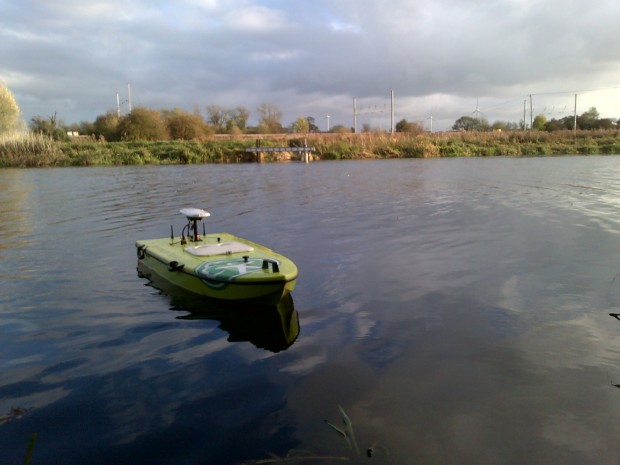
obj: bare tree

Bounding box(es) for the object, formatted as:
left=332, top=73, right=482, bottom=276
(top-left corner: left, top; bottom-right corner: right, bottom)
left=257, top=103, right=283, bottom=133
left=205, top=104, right=229, bottom=132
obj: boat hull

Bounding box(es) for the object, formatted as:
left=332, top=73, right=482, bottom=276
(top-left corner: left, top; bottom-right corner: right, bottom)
left=136, top=233, right=297, bottom=305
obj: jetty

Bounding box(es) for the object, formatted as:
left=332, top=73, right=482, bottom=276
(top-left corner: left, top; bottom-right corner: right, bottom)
left=244, top=139, right=315, bottom=162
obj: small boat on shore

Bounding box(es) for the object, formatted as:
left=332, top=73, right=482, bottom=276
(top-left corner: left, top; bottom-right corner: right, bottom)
left=136, top=208, right=298, bottom=305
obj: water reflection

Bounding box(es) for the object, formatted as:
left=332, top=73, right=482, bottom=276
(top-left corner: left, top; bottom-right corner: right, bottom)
left=138, top=263, right=300, bottom=353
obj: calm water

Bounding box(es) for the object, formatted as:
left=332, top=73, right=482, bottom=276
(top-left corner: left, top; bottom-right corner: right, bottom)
left=3, top=157, right=620, bottom=464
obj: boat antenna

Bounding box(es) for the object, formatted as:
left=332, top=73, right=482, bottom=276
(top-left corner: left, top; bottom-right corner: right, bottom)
left=170, top=225, right=174, bottom=242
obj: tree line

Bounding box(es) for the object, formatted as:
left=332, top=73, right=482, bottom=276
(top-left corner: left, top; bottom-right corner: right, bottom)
left=450, top=107, right=617, bottom=132
left=3, top=82, right=619, bottom=141
left=24, top=104, right=620, bottom=141
left=27, top=103, right=335, bottom=141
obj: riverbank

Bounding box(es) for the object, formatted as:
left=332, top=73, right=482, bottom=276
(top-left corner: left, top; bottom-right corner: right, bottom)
left=2, top=130, right=620, bottom=167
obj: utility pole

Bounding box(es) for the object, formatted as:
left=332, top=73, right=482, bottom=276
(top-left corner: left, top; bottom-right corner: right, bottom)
left=523, top=100, right=527, bottom=131
left=573, top=94, right=578, bottom=136
left=529, top=94, right=533, bottom=133
left=390, top=89, right=395, bottom=134
left=127, top=83, right=132, bottom=113
left=353, top=98, right=357, bottom=134
left=116, top=92, right=121, bottom=117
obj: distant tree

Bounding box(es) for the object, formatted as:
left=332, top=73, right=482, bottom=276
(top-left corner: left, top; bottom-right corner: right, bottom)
left=452, top=115, right=490, bottom=131
left=544, top=107, right=611, bottom=131
left=492, top=120, right=518, bottom=131
left=532, top=114, right=547, bottom=131
left=29, top=113, right=68, bottom=141
left=291, top=117, right=310, bottom=133
left=545, top=116, right=573, bottom=132
left=577, top=107, right=600, bottom=130
left=306, top=116, right=319, bottom=132
left=395, top=118, right=423, bottom=134
left=117, top=107, right=168, bottom=141
left=164, top=108, right=210, bottom=140
left=93, top=112, right=121, bottom=141
left=598, top=118, right=616, bottom=130
left=0, top=84, right=22, bottom=134
left=205, top=104, right=228, bottom=132
left=76, top=120, right=95, bottom=136
left=257, top=103, right=283, bottom=133
left=227, top=107, right=250, bottom=132
left=330, top=124, right=351, bottom=134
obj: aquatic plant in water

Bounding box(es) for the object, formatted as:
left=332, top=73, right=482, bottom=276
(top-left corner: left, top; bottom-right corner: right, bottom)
left=244, top=405, right=387, bottom=463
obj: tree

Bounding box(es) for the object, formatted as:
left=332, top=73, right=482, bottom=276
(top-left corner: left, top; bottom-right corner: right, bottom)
left=117, top=107, right=168, bottom=141
left=492, top=121, right=518, bottom=131
left=452, top=115, right=490, bottom=131
left=0, top=84, right=22, bottom=134
left=93, top=111, right=121, bottom=141
left=164, top=108, right=210, bottom=140
left=227, top=107, right=250, bottom=132
left=205, top=105, right=228, bottom=132
left=330, top=124, right=351, bottom=134
left=29, top=113, right=68, bottom=141
left=544, top=107, right=609, bottom=131
left=257, top=103, right=283, bottom=133
left=577, top=107, right=600, bottom=130
left=291, top=117, right=310, bottom=133
left=77, top=120, right=95, bottom=136
left=532, top=114, right=547, bottom=131
left=395, top=118, right=423, bottom=133
left=306, top=116, right=319, bottom=132
left=545, top=116, right=573, bottom=132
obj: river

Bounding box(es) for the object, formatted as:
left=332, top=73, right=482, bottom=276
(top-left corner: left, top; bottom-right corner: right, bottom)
left=2, top=157, right=620, bottom=464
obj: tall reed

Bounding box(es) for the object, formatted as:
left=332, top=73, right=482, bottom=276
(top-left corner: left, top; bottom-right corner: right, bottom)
left=0, top=132, right=62, bottom=167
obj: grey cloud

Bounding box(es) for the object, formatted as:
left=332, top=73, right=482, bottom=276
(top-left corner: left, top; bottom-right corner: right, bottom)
left=3, top=0, right=619, bottom=129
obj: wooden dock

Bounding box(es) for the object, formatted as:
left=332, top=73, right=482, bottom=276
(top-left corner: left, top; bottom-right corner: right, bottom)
left=244, top=140, right=316, bottom=162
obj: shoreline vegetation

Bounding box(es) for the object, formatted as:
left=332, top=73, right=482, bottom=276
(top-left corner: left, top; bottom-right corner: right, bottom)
left=2, top=130, right=620, bottom=168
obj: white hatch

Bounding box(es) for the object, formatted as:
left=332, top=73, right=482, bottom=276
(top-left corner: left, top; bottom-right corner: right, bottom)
left=184, top=241, right=254, bottom=257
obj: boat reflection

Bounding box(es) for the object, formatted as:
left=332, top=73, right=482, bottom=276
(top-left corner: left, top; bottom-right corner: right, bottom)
left=138, top=263, right=300, bottom=352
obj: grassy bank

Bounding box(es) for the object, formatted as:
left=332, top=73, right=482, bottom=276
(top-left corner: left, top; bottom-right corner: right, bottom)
left=2, top=130, right=620, bottom=167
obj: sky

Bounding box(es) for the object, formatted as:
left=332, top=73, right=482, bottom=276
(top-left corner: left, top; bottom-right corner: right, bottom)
left=2, top=0, right=620, bottom=132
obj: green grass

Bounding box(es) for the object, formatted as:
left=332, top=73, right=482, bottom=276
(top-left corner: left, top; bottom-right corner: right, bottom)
left=1, top=130, right=620, bottom=167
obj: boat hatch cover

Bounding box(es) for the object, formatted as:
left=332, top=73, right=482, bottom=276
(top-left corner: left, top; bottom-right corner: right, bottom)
left=184, top=241, right=254, bottom=257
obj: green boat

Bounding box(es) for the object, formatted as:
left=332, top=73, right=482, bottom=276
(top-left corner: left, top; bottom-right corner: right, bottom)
left=136, top=208, right=298, bottom=305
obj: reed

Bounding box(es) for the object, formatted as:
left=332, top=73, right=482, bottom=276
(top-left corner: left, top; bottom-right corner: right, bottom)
left=1, top=130, right=620, bottom=167
left=0, top=132, right=63, bottom=167
left=244, top=405, right=386, bottom=464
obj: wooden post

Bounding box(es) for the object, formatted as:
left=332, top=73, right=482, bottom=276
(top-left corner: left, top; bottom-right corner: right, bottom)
left=303, top=138, right=309, bottom=163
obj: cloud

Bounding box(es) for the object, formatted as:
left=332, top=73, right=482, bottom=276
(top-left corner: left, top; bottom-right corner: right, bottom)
left=3, top=0, right=620, bottom=129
